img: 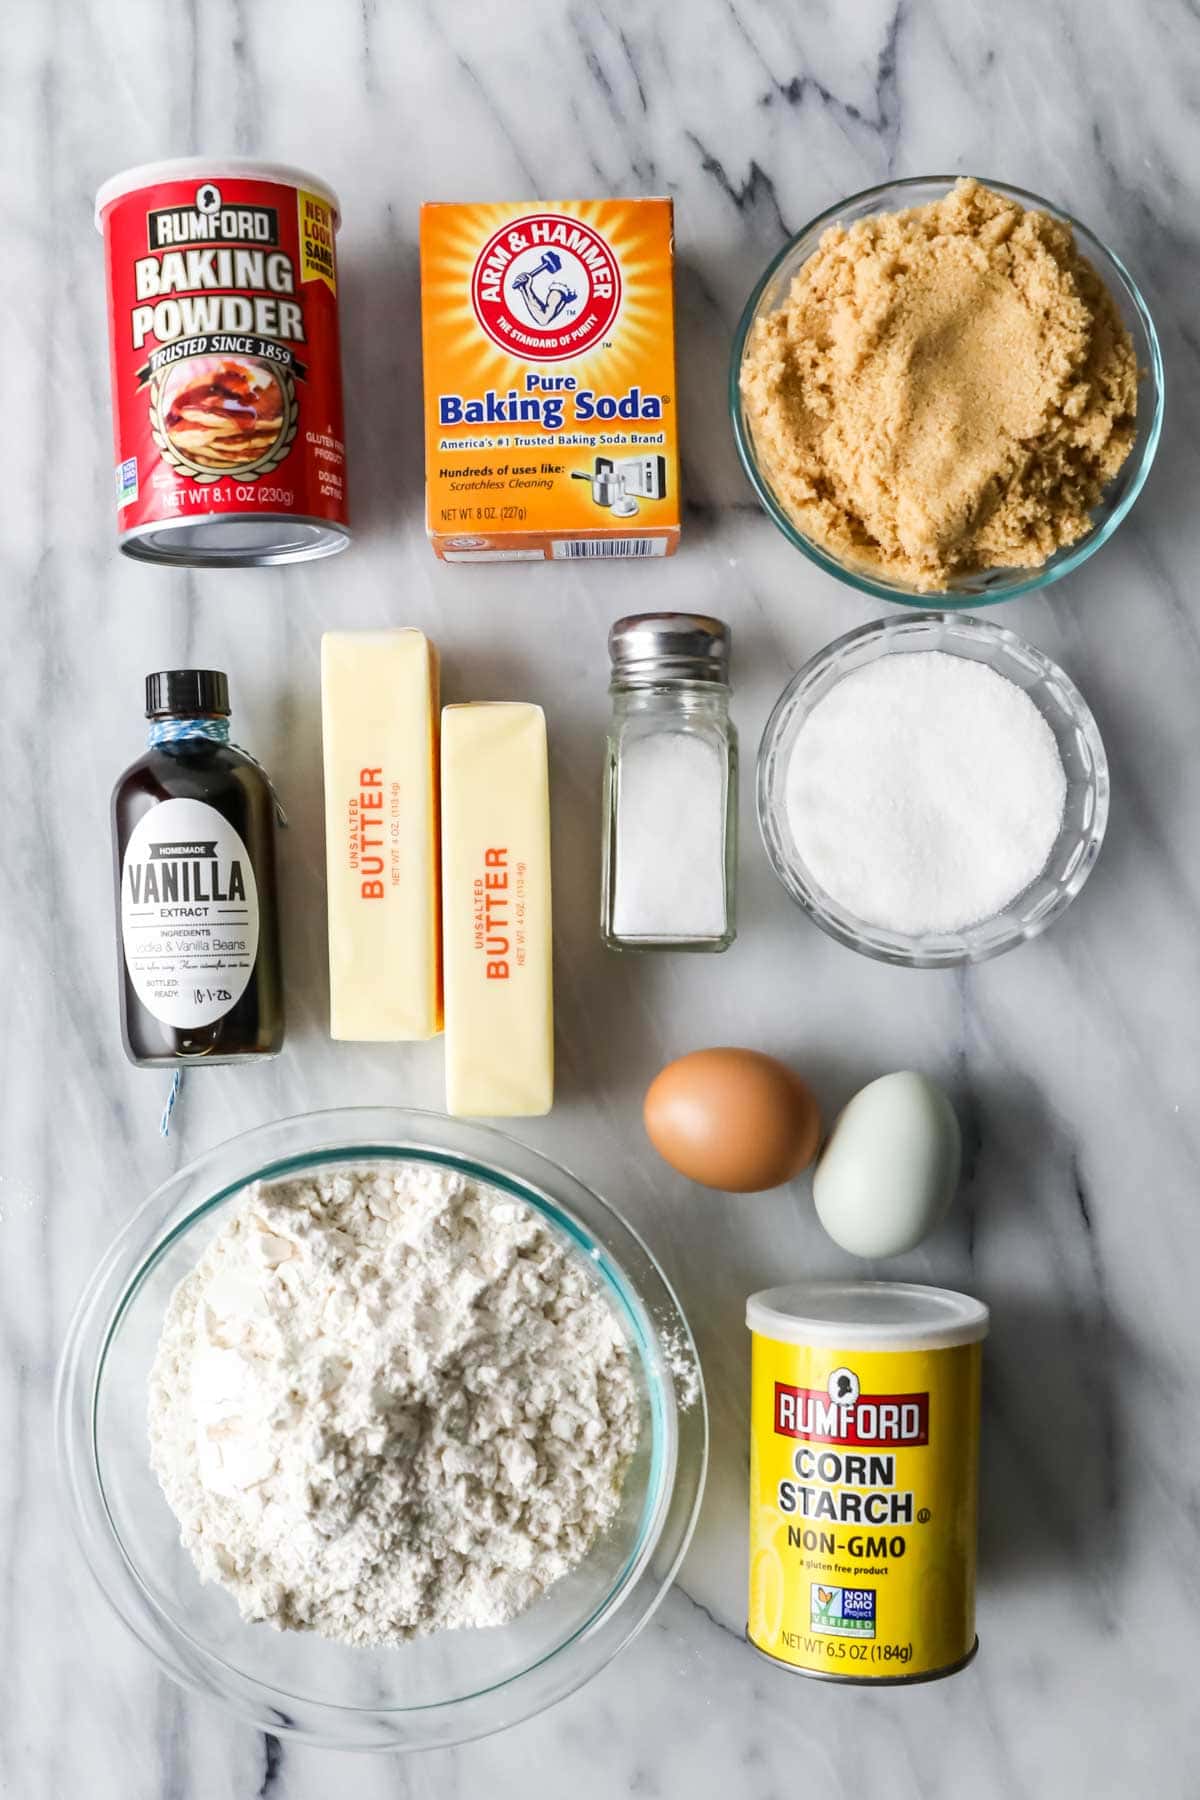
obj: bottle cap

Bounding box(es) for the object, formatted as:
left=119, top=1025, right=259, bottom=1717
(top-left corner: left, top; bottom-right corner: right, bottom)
left=145, top=670, right=231, bottom=719
left=608, top=614, right=731, bottom=686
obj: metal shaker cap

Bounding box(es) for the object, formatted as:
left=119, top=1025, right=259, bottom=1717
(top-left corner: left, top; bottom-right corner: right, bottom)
left=608, top=613, right=731, bottom=685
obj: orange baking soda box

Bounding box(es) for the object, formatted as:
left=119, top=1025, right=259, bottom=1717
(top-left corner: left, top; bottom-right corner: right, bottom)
left=420, top=199, right=680, bottom=562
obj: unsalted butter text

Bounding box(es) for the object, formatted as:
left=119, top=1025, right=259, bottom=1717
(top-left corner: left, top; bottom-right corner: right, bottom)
left=476, top=847, right=510, bottom=978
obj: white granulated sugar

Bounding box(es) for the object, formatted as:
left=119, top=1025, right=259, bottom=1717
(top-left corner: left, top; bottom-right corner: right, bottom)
left=785, top=652, right=1067, bottom=935
left=147, top=1164, right=638, bottom=1646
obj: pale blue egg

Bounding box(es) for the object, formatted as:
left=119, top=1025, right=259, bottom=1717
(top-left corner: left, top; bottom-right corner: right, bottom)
left=813, top=1071, right=961, bottom=1258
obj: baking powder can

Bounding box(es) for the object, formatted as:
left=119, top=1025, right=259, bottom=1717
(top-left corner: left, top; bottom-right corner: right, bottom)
left=746, top=1281, right=987, bottom=1684
left=96, top=159, right=350, bottom=565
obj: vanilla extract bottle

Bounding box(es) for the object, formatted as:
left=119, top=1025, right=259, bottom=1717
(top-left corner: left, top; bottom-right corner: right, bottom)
left=112, top=670, right=284, bottom=1066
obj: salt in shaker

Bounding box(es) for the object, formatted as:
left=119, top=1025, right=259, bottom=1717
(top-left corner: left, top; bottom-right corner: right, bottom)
left=602, top=613, right=737, bottom=952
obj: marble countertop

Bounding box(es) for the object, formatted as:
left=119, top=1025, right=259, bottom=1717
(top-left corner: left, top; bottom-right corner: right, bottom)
left=5, top=0, right=1200, bottom=1793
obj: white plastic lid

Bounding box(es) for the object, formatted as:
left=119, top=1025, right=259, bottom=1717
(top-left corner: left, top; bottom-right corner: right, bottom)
left=95, top=159, right=340, bottom=231
left=746, top=1281, right=989, bottom=1351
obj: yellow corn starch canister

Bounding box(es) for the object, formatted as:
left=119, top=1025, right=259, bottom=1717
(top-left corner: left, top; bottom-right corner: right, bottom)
left=746, top=1282, right=988, bottom=1684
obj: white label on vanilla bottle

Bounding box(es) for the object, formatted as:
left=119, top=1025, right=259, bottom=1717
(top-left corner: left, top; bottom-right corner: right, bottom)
left=121, top=797, right=260, bottom=1028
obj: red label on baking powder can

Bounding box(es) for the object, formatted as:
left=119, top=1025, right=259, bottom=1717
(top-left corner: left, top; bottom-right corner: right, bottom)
left=96, top=159, right=350, bottom=566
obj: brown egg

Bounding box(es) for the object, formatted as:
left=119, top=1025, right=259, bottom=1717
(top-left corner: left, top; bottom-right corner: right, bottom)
left=643, top=1048, right=822, bottom=1193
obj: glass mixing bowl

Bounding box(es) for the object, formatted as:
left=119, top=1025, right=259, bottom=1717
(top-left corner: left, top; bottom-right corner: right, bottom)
left=56, top=1108, right=707, bottom=1752
left=730, top=175, right=1164, bottom=607
left=757, top=613, right=1109, bottom=967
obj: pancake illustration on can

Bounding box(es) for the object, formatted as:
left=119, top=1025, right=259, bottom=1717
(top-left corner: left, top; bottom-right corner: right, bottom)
left=154, top=356, right=292, bottom=480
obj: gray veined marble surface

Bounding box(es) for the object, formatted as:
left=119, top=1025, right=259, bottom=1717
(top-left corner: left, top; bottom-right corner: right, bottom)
left=4, top=0, right=1200, bottom=1793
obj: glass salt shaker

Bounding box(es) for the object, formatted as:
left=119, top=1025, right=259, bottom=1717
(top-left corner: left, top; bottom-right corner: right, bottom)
left=602, top=613, right=737, bottom=953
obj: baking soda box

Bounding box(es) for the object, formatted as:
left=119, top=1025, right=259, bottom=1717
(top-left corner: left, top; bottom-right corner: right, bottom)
left=420, top=199, right=681, bottom=561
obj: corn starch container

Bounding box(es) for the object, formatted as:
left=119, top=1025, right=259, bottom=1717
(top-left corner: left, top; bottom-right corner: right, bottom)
left=746, top=1282, right=987, bottom=1684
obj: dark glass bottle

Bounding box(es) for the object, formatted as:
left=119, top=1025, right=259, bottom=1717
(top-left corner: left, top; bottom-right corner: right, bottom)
left=112, top=670, right=284, bottom=1067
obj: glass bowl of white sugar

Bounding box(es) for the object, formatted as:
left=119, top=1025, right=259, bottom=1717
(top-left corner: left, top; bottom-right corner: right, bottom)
left=757, top=612, right=1109, bottom=967
left=56, top=1109, right=707, bottom=1751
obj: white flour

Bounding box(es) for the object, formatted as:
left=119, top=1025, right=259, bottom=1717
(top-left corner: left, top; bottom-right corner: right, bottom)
left=147, top=1163, right=639, bottom=1645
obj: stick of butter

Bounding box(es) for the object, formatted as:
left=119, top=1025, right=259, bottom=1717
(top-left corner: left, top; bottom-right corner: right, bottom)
left=441, top=703, right=553, bottom=1117
left=321, top=629, right=442, bottom=1041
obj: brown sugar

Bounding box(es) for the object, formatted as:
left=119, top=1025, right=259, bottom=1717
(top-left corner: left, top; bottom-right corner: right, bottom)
left=740, top=179, right=1139, bottom=591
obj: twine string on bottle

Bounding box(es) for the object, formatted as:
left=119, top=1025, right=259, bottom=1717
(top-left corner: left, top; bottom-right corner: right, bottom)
left=159, top=1068, right=183, bottom=1138
left=147, top=715, right=289, bottom=825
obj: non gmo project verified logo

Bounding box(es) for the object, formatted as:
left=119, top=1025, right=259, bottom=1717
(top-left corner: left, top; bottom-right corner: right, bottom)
left=116, top=456, right=138, bottom=508
left=810, top=1583, right=876, bottom=1637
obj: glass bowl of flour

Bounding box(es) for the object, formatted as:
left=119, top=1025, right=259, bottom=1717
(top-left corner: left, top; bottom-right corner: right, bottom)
left=757, top=613, right=1109, bottom=967
left=56, top=1109, right=707, bottom=1751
